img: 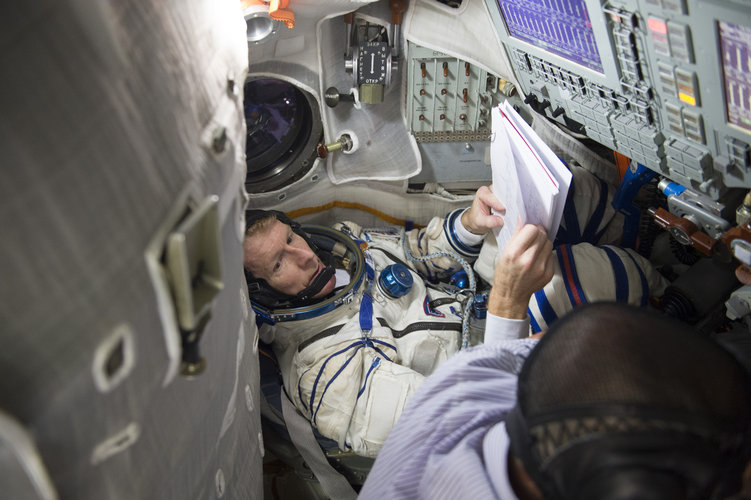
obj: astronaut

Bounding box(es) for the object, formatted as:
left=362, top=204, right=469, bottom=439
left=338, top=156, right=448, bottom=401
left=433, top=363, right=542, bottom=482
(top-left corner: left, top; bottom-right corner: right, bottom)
left=244, top=168, right=668, bottom=457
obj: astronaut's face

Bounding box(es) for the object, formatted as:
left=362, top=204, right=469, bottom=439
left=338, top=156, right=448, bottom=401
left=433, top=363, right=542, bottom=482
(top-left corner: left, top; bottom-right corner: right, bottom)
left=243, top=219, right=336, bottom=298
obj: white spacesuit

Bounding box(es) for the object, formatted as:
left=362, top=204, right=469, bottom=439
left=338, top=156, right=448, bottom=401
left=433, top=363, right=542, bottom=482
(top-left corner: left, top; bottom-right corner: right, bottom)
left=257, top=210, right=480, bottom=457
left=251, top=168, right=668, bottom=457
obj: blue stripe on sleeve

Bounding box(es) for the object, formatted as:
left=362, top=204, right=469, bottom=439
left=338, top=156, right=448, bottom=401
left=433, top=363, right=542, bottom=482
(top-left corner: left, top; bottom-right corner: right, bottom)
left=601, top=245, right=629, bottom=302
left=444, top=209, right=481, bottom=257
left=528, top=308, right=542, bottom=333
left=533, top=288, right=557, bottom=328
left=582, top=177, right=608, bottom=243
left=559, top=178, right=580, bottom=244
left=621, top=248, right=650, bottom=306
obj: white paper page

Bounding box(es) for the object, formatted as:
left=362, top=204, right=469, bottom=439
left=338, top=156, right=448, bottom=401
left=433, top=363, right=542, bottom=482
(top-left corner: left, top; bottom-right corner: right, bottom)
left=503, top=110, right=558, bottom=230
left=490, top=107, right=525, bottom=252
left=501, top=101, right=572, bottom=239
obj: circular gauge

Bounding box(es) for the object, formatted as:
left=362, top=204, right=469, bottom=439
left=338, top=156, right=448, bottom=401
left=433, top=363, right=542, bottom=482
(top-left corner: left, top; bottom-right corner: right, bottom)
left=244, top=78, right=322, bottom=193
left=356, top=42, right=389, bottom=85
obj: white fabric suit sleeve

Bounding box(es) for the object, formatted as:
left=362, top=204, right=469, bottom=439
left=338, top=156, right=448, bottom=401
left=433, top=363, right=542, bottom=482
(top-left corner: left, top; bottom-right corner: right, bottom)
left=403, top=208, right=484, bottom=280
left=527, top=243, right=669, bottom=333
left=453, top=208, right=485, bottom=247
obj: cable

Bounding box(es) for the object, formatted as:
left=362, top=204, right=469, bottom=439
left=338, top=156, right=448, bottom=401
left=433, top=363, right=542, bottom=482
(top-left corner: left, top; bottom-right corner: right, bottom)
left=400, top=230, right=476, bottom=349
left=286, top=201, right=424, bottom=229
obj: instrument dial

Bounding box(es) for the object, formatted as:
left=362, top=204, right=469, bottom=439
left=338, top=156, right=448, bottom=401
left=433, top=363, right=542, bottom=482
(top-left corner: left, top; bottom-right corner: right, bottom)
left=357, top=41, right=389, bottom=85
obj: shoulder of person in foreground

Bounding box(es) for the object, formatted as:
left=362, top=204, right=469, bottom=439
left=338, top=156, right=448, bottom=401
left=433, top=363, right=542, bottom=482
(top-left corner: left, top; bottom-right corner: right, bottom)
left=358, top=337, right=538, bottom=500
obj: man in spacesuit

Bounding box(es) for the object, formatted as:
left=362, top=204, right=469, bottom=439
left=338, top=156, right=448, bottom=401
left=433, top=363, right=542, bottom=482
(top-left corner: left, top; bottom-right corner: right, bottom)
left=243, top=168, right=667, bottom=457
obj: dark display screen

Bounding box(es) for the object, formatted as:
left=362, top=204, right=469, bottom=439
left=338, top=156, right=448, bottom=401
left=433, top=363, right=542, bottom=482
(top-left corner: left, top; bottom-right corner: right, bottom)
left=497, top=0, right=603, bottom=73
left=719, top=21, right=751, bottom=133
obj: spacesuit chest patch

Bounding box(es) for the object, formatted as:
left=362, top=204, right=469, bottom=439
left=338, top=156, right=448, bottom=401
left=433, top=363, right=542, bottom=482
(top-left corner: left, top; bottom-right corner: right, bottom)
left=422, top=295, right=445, bottom=318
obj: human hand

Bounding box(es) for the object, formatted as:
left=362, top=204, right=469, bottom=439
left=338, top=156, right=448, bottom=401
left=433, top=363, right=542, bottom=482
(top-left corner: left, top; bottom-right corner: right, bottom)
left=461, top=185, right=505, bottom=235
left=488, top=223, right=554, bottom=319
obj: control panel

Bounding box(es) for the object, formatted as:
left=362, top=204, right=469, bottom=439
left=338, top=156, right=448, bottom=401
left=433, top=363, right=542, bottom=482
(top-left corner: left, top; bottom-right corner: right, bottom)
left=406, top=42, right=502, bottom=143
left=484, top=0, right=751, bottom=199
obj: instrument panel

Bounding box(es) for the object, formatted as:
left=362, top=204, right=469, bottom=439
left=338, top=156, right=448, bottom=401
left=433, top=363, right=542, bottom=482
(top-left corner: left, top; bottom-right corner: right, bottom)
left=484, top=0, right=751, bottom=198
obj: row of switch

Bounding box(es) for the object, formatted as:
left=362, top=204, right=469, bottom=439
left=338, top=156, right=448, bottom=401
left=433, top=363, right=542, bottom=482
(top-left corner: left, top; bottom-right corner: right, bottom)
left=665, top=137, right=713, bottom=183
left=605, top=10, right=655, bottom=127
left=665, top=102, right=704, bottom=144
left=727, top=136, right=751, bottom=168
left=648, top=16, right=694, bottom=64
left=611, top=113, right=665, bottom=173
left=521, top=52, right=587, bottom=97
left=417, top=112, right=479, bottom=123
left=408, top=43, right=496, bottom=138
left=418, top=87, right=475, bottom=103
left=419, top=61, right=473, bottom=79
left=644, top=0, right=688, bottom=15
left=658, top=62, right=699, bottom=106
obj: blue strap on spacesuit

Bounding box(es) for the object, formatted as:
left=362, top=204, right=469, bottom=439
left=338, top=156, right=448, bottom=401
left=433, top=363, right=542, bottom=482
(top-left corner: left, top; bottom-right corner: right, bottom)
left=359, top=249, right=375, bottom=333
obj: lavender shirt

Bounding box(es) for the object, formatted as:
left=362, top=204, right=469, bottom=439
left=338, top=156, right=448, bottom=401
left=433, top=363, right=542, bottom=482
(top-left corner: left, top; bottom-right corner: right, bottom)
left=359, top=315, right=538, bottom=500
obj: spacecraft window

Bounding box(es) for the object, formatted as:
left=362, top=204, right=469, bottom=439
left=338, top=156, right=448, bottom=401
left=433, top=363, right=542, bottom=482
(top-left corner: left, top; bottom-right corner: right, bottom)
left=244, top=78, right=321, bottom=193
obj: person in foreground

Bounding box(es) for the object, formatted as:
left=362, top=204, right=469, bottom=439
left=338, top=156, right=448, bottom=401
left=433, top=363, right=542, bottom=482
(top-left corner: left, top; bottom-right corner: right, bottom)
left=358, top=237, right=751, bottom=499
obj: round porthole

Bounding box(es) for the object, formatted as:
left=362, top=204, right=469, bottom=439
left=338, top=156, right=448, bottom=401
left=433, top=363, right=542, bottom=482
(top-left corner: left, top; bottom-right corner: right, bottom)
left=244, top=78, right=322, bottom=193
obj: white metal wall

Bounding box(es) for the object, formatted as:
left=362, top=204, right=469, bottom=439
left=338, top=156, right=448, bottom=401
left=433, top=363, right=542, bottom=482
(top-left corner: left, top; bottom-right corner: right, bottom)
left=0, top=1, right=263, bottom=498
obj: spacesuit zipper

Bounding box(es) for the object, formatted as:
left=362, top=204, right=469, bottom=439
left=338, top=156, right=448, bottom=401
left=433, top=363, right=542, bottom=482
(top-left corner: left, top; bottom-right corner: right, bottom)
left=375, top=317, right=462, bottom=338
left=297, top=324, right=345, bottom=352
